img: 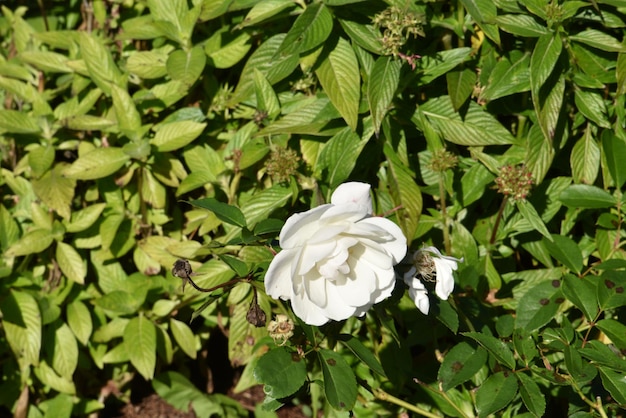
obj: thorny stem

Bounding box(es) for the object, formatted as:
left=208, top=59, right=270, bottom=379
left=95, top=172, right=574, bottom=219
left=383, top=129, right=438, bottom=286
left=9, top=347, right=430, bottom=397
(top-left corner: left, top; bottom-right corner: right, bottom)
left=572, top=379, right=608, bottom=418
left=439, top=173, right=451, bottom=254
left=374, top=388, right=441, bottom=418
left=489, top=195, right=509, bottom=246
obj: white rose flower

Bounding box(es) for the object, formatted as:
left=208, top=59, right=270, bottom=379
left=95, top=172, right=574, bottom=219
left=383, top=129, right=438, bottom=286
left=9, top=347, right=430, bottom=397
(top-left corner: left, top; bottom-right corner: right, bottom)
left=403, top=246, right=461, bottom=314
left=264, top=182, right=407, bottom=326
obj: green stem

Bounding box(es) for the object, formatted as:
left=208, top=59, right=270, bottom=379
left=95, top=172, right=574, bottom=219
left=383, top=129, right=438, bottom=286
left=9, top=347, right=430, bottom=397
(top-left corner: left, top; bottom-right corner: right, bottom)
left=374, top=389, right=441, bottom=418
left=489, top=196, right=508, bottom=246
left=439, top=173, right=451, bottom=254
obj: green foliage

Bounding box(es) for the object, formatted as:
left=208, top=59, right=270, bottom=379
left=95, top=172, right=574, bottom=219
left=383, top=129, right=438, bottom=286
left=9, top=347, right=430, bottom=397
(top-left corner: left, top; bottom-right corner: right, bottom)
left=1, top=0, right=626, bottom=417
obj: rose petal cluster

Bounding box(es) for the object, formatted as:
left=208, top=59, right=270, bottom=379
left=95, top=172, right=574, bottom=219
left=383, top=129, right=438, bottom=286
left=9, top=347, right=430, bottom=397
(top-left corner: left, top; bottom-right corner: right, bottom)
left=265, top=182, right=407, bottom=326
left=403, top=246, right=461, bottom=314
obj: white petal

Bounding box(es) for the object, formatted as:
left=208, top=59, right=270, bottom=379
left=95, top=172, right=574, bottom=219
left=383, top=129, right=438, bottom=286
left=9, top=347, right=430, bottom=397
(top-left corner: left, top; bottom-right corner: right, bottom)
left=408, top=284, right=430, bottom=315
left=433, top=257, right=456, bottom=300
left=356, top=217, right=407, bottom=263
left=331, top=182, right=373, bottom=214
left=291, top=291, right=331, bottom=326
left=265, top=250, right=297, bottom=299
left=280, top=205, right=331, bottom=249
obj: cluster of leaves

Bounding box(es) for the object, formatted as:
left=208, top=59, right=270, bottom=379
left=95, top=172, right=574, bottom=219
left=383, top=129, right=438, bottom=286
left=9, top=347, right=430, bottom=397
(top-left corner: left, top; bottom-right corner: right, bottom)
left=1, top=0, right=626, bottom=417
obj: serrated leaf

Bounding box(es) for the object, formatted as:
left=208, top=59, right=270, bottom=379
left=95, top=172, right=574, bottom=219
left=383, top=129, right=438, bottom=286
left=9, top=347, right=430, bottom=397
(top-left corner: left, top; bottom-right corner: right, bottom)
left=526, top=120, right=554, bottom=184
left=460, top=0, right=500, bottom=44
left=599, top=367, right=626, bottom=405
left=63, top=147, right=131, bottom=180
left=517, top=372, right=546, bottom=417
left=6, top=228, right=54, bottom=257
left=562, top=274, right=599, bottom=321
left=575, top=89, right=610, bottom=128
left=56, top=242, right=87, bottom=285
left=189, top=197, right=247, bottom=227
left=205, top=28, right=252, bottom=69
left=153, top=371, right=224, bottom=416
left=596, top=319, right=626, bottom=350
left=19, top=50, right=71, bottom=73
left=0, top=204, right=20, bottom=251
left=126, top=50, right=169, bottom=79
left=530, top=33, right=563, bottom=97
left=570, top=29, right=626, bottom=52
left=337, top=334, right=386, bottom=377
left=419, top=48, right=472, bottom=84
left=141, top=168, right=166, bottom=209
left=253, top=69, right=280, bottom=119
left=169, top=318, right=196, bottom=359
left=51, top=322, right=79, bottom=379
left=446, top=68, right=477, bottom=111
left=559, top=184, right=617, bottom=208
left=515, top=279, right=563, bottom=332
left=254, top=347, right=307, bottom=398
left=29, top=145, right=55, bottom=177
left=64, top=115, right=116, bottom=131
left=0, top=290, right=42, bottom=366
left=167, top=46, right=206, bottom=87
left=544, top=234, right=582, bottom=273
left=318, top=349, right=357, bottom=410
left=64, top=203, right=106, bottom=233
left=277, top=3, right=333, bottom=57
left=35, top=361, right=76, bottom=394
left=66, top=300, right=92, bottom=346
left=570, top=126, right=600, bottom=184
left=597, top=270, right=626, bottom=311
left=79, top=32, right=122, bottom=95
left=580, top=340, right=626, bottom=373
left=476, top=371, right=518, bottom=417
left=240, top=0, right=295, bottom=28
left=438, top=342, right=488, bottom=391
left=480, top=53, right=531, bottom=101
left=338, top=20, right=383, bottom=54
left=0, top=110, right=41, bottom=133
left=368, top=56, right=401, bottom=134
left=124, top=315, right=157, bottom=380
left=241, top=184, right=293, bottom=228
left=463, top=332, right=516, bottom=370
left=384, top=143, right=422, bottom=240
left=316, top=37, right=360, bottom=131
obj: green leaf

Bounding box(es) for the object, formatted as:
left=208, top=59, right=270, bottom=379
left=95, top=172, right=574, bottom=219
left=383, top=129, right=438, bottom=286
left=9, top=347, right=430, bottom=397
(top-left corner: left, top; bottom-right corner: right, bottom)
left=111, top=84, right=142, bottom=138
left=64, top=203, right=106, bottom=233
left=570, top=29, right=626, bottom=52
left=530, top=33, right=563, bottom=97
left=475, top=371, right=519, bottom=417
left=254, top=347, right=307, bottom=398
left=463, top=332, right=516, bottom=370
left=126, top=50, right=169, bottom=79
left=219, top=254, right=251, bottom=277
left=169, top=318, right=197, bottom=359
left=66, top=300, right=92, bottom=346
left=575, top=89, right=610, bottom=128
left=51, top=322, right=79, bottom=379
left=480, top=52, right=531, bottom=101
left=384, top=143, right=422, bottom=240
left=64, top=115, right=116, bottom=131
left=580, top=341, right=626, bottom=373
left=28, top=145, right=55, bottom=177
left=515, top=279, right=563, bottom=332
left=0, top=110, right=41, bottom=133
left=338, top=20, right=383, bottom=54
left=240, top=184, right=293, bottom=228
left=151, top=120, right=206, bottom=152
left=35, top=360, right=76, bottom=394
left=562, top=274, right=599, bottom=321
left=205, top=28, right=252, bottom=69
left=570, top=125, right=600, bottom=184
left=596, top=319, right=626, bottom=350
left=512, top=328, right=538, bottom=366
left=56, top=242, right=87, bottom=285
left=438, top=342, right=488, bottom=391
left=459, top=0, right=500, bottom=44
left=318, top=127, right=368, bottom=188
left=318, top=349, right=357, bottom=410
left=597, top=270, right=626, bottom=311
left=544, top=234, right=582, bottom=274
left=494, top=14, right=549, bottom=37
left=337, top=334, right=386, bottom=377
left=124, top=315, right=157, bottom=380
left=166, top=46, right=206, bottom=87
left=154, top=371, right=224, bottom=416
left=253, top=69, right=281, bottom=119
left=419, top=48, right=472, bottom=84
left=94, top=290, right=145, bottom=315
left=79, top=32, right=123, bottom=95
left=276, top=3, right=333, bottom=57
left=316, top=37, right=360, bottom=131
left=559, top=184, right=617, bottom=208
left=19, top=50, right=71, bottom=73
left=602, top=130, right=626, bottom=188
left=239, top=0, right=296, bottom=28
left=446, top=68, right=477, bottom=111
left=526, top=123, right=554, bottom=184
left=6, top=228, right=54, bottom=257
left=368, top=56, right=401, bottom=134
left=0, top=204, right=20, bottom=251
left=189, top=197, right=247, bottom=228
left=599, top=367, right=626, bottom=405
left=516, top=201, right=551, bottom=240
left=0, top=290, right=42, bottom=366
left=63, top=147, right=131, bottom=180
left=517, top=372, right=546, bottom=417
left=32, top=164, right=76, bottom=220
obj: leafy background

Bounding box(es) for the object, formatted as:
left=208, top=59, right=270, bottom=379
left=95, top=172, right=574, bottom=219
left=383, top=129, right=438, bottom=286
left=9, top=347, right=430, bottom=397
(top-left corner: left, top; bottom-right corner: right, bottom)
left=1, top=0, right=626, bottom=417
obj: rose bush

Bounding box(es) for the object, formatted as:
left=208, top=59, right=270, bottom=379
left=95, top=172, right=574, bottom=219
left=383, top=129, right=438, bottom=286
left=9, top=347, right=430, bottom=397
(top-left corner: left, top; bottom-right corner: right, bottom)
left=264, top=182, right=407, bottom=325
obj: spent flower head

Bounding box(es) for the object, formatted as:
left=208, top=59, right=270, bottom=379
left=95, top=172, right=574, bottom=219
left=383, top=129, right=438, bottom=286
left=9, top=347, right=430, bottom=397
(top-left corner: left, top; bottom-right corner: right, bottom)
left=494, top=164, right=533, bottom=202
left=265, top=147, right=301, bottom=183
left=267, top=314, right=294, bottom=346
left=373, top=6, right=424, bottom=57
left=428, top=148, right=459, bottom=173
